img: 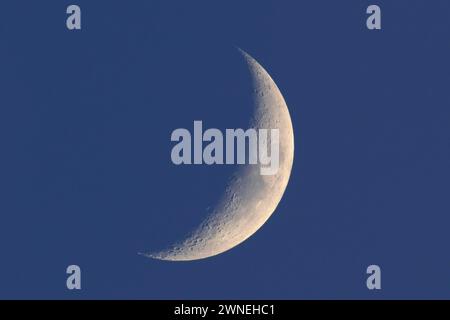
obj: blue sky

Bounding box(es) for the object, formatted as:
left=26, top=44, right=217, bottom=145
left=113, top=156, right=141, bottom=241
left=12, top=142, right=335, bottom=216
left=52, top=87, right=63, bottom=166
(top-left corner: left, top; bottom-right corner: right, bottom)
left=0, top=0, right=450, bottom=299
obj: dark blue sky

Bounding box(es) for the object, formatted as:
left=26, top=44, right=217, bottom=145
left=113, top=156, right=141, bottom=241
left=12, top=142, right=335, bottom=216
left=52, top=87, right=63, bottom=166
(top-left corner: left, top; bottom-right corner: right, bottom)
left=0, top=0, right=450, bottom=299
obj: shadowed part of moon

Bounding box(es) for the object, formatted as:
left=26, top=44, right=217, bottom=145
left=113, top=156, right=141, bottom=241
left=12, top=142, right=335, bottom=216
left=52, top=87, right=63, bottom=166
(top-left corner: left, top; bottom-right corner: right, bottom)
left=144, top=49, right=295, bottom=261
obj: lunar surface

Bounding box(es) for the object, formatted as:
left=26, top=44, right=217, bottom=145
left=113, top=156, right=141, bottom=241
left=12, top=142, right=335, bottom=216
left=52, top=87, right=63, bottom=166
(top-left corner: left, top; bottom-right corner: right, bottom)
left=145, top=49, right=295, bottom=261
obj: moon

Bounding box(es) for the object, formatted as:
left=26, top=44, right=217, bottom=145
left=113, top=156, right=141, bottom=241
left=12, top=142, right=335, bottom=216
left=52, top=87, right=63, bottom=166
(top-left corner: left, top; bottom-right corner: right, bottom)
left=145, top=49, right=294, bottom=261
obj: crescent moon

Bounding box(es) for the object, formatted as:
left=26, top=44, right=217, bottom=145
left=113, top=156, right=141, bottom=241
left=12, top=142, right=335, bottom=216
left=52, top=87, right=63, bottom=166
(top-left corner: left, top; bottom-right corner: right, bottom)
left=146, top=49, right=294, bottom=261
